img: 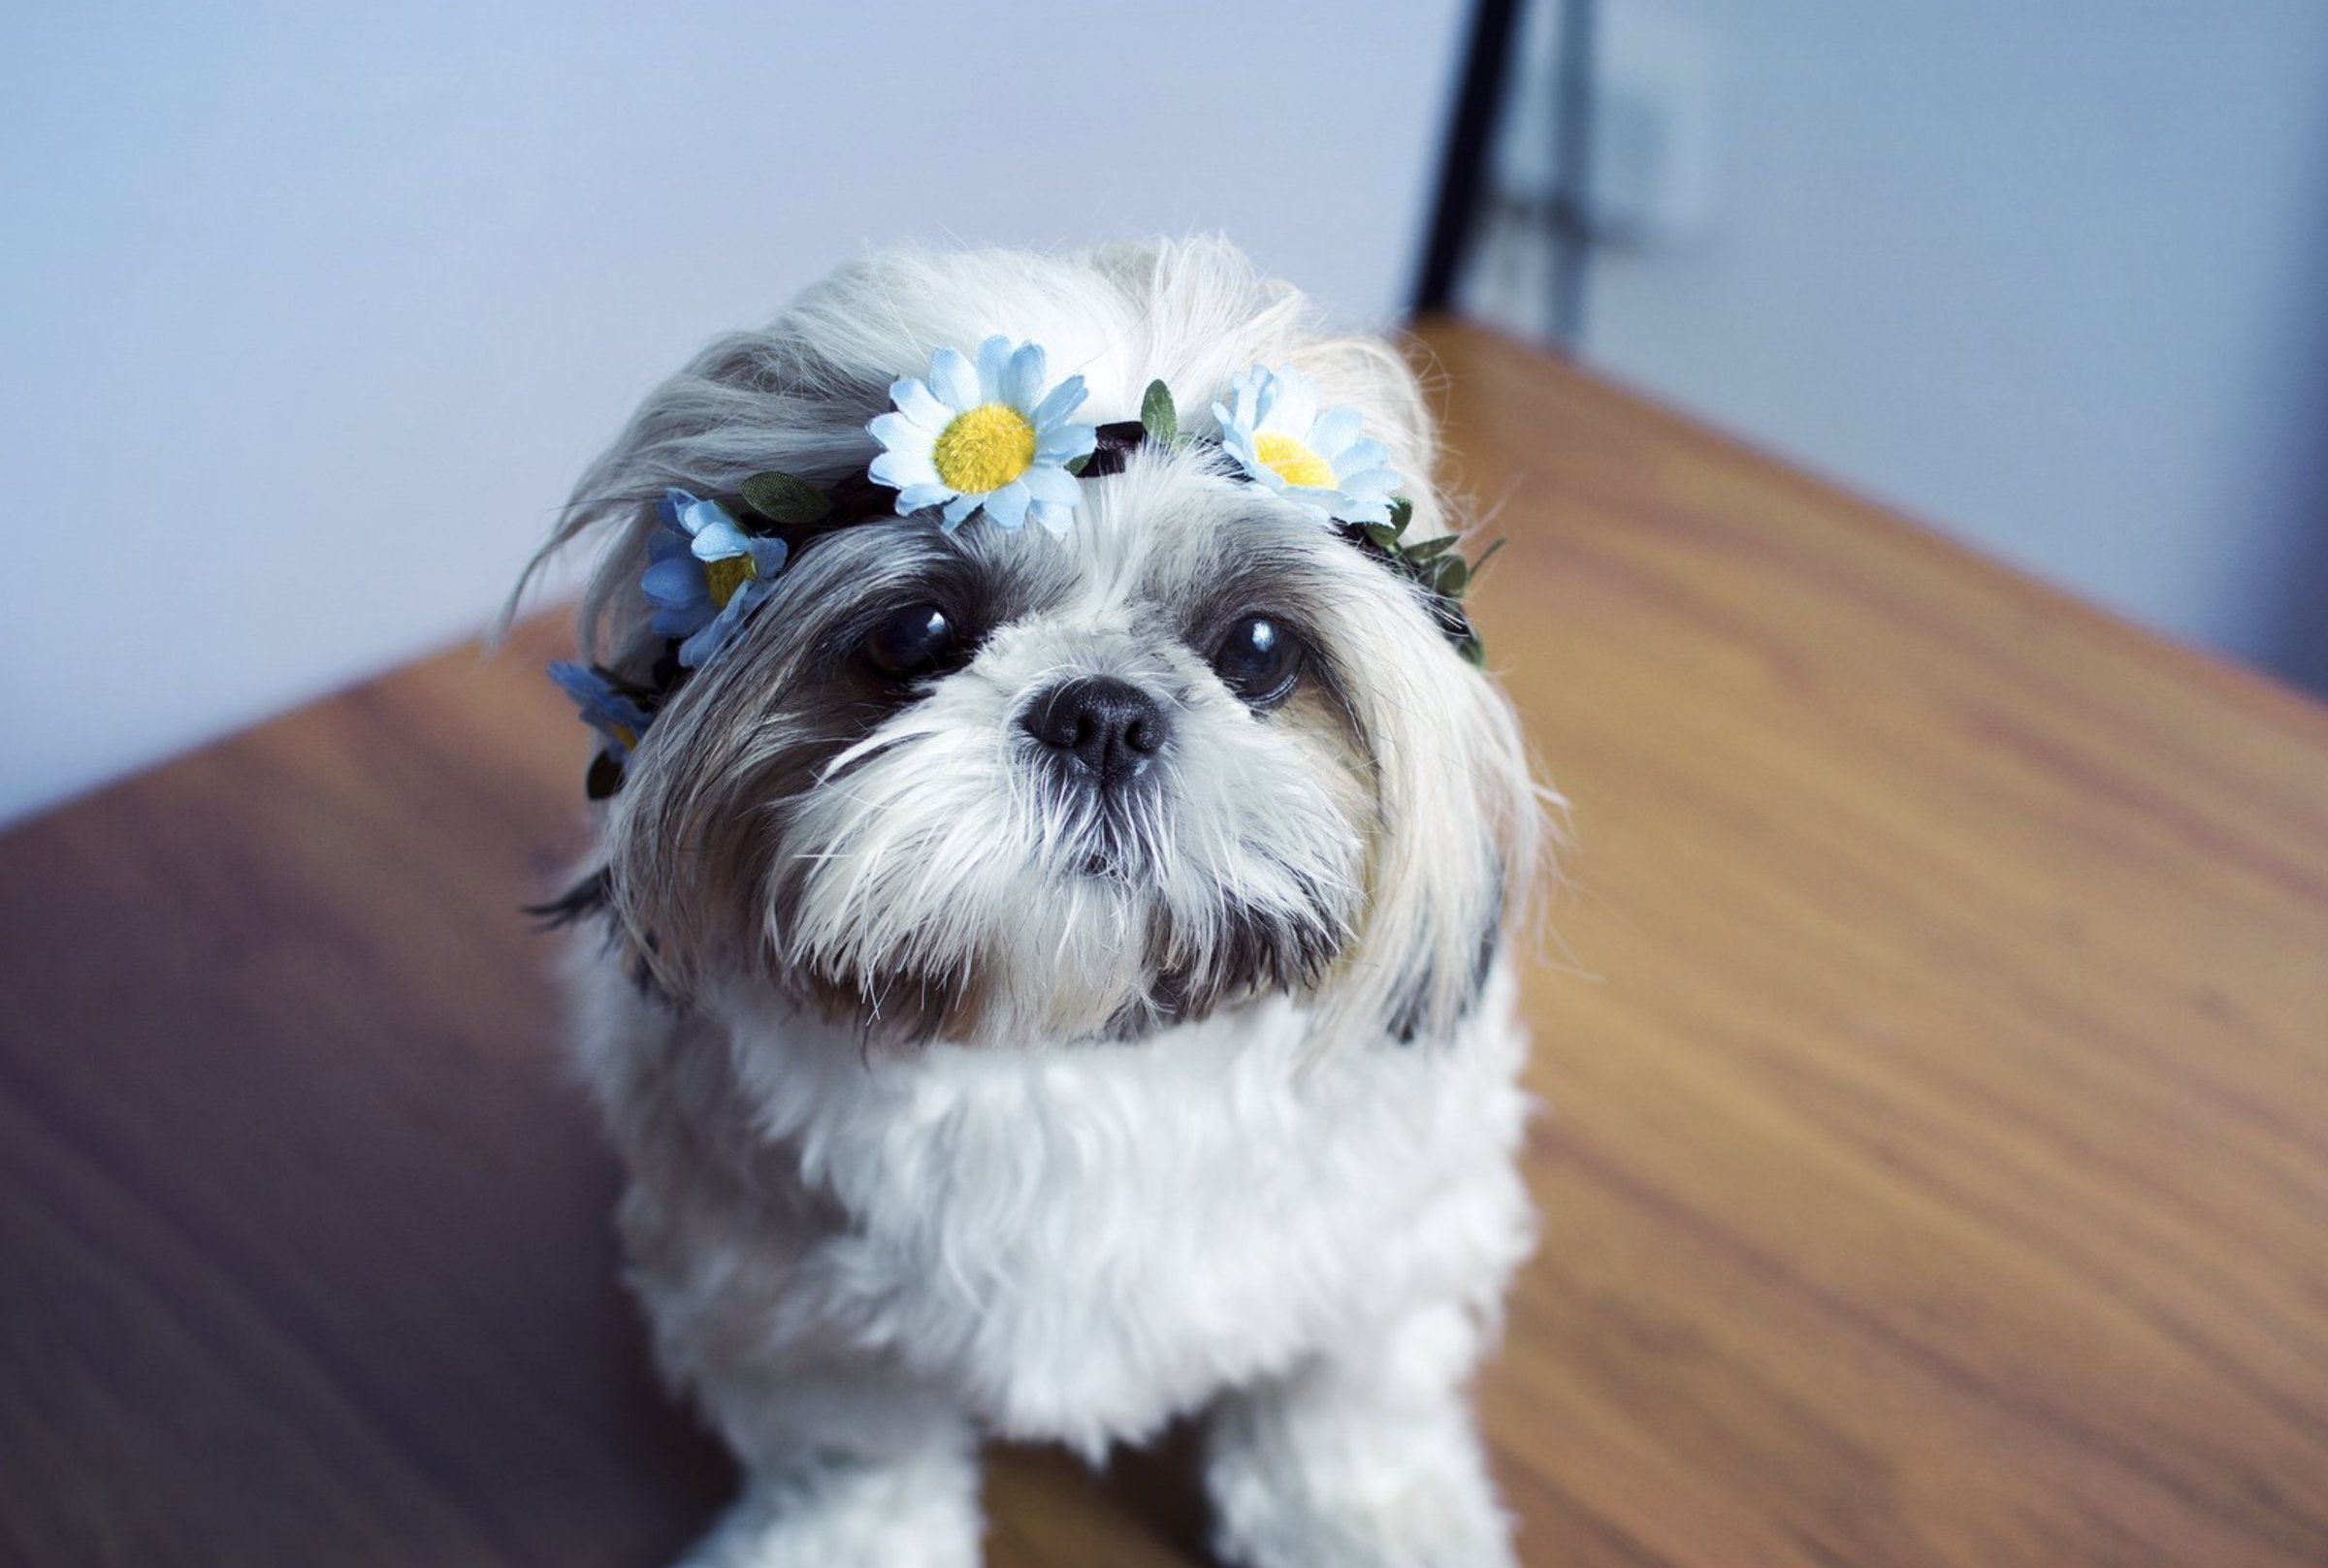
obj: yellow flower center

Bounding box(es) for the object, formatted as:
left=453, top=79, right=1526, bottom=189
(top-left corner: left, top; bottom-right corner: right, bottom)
left=1254, top=431, right=1336, bottom=490
left=932, top=403, right=1038, bottom=495
left=703, top=554, right=757, bottom=610
left=610, top=722, right=639, bottom=751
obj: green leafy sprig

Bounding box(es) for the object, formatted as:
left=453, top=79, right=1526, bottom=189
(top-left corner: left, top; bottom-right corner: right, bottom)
left=1352, top=497, right=1503, bottom=666
left=1140, top=378, right=1180, bottom=449
left=736, top=470, right=835, bottom=527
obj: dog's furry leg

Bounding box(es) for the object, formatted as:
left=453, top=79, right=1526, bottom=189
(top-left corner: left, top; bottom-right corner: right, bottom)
left=674, top=1363, right=983, bottom=1568
left=1201, top=1297, right=1515, bottom=1568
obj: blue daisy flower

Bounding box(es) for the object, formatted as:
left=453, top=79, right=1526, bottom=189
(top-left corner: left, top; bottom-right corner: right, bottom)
left=867, top=336, right=1098, bottom=535
left=1212, top=365, right=1403, bottom=527
left=548, top=660, right=654, bottom=760
left=639, top=489, right=789, bottom=668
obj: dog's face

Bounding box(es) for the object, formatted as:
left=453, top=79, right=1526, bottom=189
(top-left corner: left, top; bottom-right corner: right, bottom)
left=544, top=244, right=1539, bottom=1048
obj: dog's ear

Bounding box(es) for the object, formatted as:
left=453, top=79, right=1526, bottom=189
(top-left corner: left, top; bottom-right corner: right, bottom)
left=1311, top=592, right=1541, bottom=1046
left=1281, top=335, right=1544, bottom=1046
left=501, top=329, right=882, bottom=666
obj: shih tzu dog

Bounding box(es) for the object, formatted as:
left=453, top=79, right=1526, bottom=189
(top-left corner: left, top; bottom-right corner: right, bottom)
left=523, top=238, right=1546, bottom=1568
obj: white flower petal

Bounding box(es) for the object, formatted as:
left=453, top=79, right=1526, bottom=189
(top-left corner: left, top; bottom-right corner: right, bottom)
left=890, top=377, right=953, bottom=431
left=869, top=410, right=932, bottom=457
left=691, top=518, right=753, bottom=560
left=1309, top=406, right=1366, bottom=460
left=1336, top=464, right=1402, bottom=498
left=1236, top=452, right=1288, bottom=492
left=1005, top=342, right=1049, bottom=410
left=1031, top=373, right=1088, bottom=429
left=1029, top=499, right=1075, bottom=536
left=975, top=336, right=1013, bottom=401
left=1333, top=437, right=1392, bottom=477
left=893, top=482, right=954, bottom=512
left=1266, top=368, right=1317, bottom=436
left=1021, top=463, right=1080, bottom=506
left=870, top=447, right=940, bottom=489
left=1035, top=422, right=1096, bottom=465
left=678, top=496, right=735, bottom=538
left=928, top=348, right=979, bottom=411
left=940, top=493, right=981, bottom=531
left=1244, top=375, right=1274, bottom=430
left=984, top=479, right=1031, bottom=529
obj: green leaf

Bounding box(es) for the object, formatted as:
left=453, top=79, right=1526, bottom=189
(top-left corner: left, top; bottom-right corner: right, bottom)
left=1386, top=496, right=1415, bottom=535
left=1458, top=632, right=1487, bottom=667
left=1066, top=454, right=1090, bottom=476
left=738, top=470, right=834, bottom=527
left=1434, top=557, right=1471, bottom=595
left=1403, top=534, right=1459, bottom=561
left=1468, top=537, right=1506, bottom=580
left=1140, top=379, right=1179, bottom=449
left=1362, top=523, right=1402, bottom=551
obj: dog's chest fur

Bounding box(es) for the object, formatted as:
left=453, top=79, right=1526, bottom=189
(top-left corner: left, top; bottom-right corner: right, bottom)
left=582, top=964, right=1534, bottom=1456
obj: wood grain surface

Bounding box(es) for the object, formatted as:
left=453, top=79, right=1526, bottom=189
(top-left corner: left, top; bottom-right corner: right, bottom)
left=4, top=320, right=2325, bottom=1567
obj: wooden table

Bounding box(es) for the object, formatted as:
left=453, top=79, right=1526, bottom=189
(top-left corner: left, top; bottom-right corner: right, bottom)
left=5, top=321, right=2325, bottom=1567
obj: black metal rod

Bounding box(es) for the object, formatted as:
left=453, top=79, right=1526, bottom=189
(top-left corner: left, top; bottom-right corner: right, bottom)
left=1411, top=0, right=1527, bottom=316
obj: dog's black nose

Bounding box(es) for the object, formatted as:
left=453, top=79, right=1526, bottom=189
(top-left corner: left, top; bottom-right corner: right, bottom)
left=1021, top=676, right=1170, bottom=785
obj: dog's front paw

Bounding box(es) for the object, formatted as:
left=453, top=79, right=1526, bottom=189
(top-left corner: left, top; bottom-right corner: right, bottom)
left=1205, top=1387, right=1515, bottom=1568
left=676, top=1453, right=982, bottom=1568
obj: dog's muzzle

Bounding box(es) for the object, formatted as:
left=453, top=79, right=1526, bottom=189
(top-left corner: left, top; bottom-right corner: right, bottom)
left=1019, top=676, right=1171, bottom=790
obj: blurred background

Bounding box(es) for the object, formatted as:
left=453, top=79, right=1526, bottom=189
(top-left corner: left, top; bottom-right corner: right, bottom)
left=5, top=0, right=2325, bottom=827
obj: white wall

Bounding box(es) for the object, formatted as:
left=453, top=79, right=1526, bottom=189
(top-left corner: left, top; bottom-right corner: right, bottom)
left=0, top=2, right=1466, bottom=825
left=1471, top=0, right=2328, bottom=681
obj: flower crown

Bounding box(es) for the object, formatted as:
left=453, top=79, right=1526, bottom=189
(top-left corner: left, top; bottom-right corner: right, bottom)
left=552, top=340, right=1501, bottom=798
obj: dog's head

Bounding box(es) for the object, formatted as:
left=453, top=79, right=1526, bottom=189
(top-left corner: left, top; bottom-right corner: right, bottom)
left=529, top=240, right=1541, bottom=1047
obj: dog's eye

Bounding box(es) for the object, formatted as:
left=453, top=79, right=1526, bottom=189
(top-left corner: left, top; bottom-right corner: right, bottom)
left=1212, top=615, right=1305, bottom=710
left=864, top=603, right=958, bottom=678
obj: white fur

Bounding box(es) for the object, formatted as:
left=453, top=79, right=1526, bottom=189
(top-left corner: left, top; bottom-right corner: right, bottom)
left=576, top=959, right=1534, bottom=1568
left=530, top=239, right=1549, bottom=1567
